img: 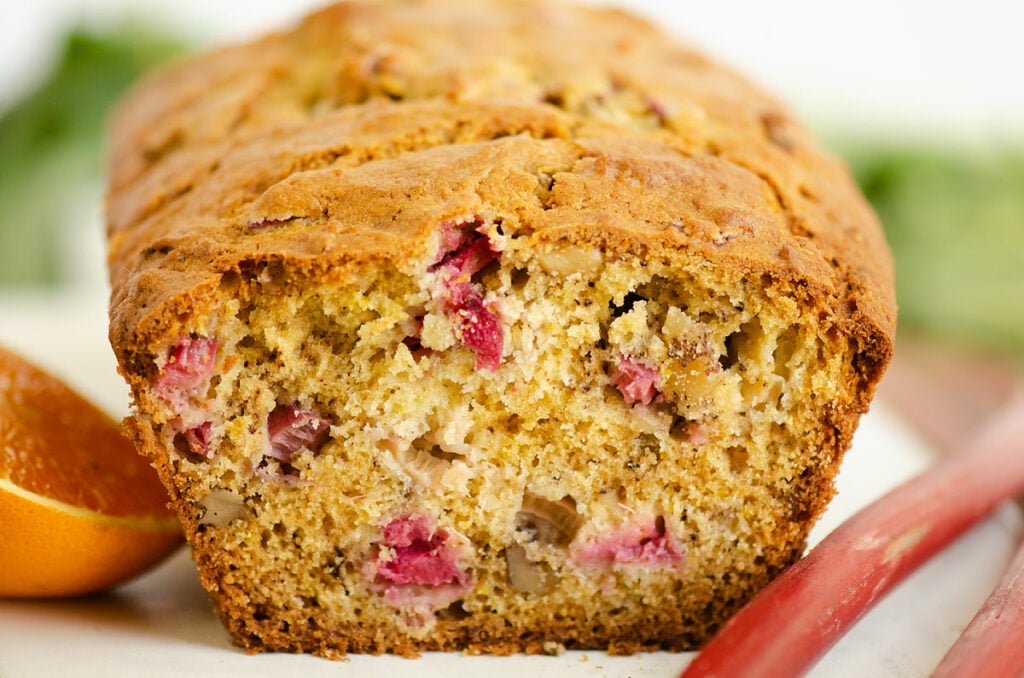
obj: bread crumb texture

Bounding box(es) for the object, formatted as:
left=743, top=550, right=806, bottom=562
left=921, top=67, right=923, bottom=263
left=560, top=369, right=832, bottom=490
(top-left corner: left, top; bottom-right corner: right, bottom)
left=106, top=0, right=895, bottom=658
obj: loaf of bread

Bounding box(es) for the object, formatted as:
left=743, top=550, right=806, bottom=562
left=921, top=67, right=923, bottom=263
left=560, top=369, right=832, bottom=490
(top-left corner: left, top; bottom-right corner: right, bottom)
left=105, top=0, right=896, bottom=657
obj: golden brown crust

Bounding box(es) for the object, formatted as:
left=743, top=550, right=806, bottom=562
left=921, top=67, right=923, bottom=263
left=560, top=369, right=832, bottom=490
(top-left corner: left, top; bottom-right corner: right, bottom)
left=107, top=0, right=895, bottom=658
left=107, top=0, right=894, bottom=371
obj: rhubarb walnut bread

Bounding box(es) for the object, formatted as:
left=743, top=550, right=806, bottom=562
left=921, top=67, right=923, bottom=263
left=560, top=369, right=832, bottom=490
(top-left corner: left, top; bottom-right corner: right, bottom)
left=105, top=0, right=896, bottom=658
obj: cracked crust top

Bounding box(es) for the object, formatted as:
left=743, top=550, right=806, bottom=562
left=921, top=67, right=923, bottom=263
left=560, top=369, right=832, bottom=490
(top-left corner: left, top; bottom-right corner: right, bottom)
left=106, top=0, right=895, bottom=381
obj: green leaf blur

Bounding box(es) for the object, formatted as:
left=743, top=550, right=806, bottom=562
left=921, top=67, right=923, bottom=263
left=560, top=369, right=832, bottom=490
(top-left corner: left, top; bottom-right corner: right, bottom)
left=847, top=146, right=1024, bottom=358
left=0, top=23, right=189, bottom=286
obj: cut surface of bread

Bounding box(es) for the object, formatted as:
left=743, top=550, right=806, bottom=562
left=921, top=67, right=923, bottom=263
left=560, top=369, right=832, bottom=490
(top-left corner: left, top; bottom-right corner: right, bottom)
left=106, top=0, right=896, bottom=658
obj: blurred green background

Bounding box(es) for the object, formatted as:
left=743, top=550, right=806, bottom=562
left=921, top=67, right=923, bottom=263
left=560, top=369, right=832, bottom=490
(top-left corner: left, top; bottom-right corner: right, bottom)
left=0, top=24, right=188, bottom=286
left=0, top=23, right=1021, bottom=361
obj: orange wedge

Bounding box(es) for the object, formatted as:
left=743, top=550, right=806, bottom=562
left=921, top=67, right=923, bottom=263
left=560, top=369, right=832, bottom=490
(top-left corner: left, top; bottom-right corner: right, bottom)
left=0, top=345, right=182, bottom=597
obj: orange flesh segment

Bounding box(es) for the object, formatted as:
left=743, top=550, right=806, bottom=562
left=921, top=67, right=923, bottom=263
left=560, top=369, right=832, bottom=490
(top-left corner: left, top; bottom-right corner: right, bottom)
left=0, top=347, right=174, bottom=519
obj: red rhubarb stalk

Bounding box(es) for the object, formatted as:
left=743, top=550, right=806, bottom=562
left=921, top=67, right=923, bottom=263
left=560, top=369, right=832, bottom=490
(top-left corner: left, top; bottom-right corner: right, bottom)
left=681, top=397, right=1024, bottom=678
left=930, top=532, right=1024, bottom=678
